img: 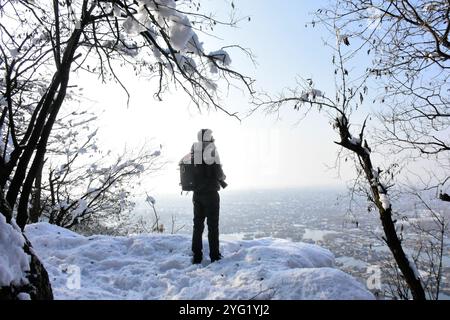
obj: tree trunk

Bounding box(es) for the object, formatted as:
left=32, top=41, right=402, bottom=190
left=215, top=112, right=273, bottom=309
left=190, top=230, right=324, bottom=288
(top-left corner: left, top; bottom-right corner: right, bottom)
left=29, top=160, right=44, bottom=223
left=379, top=209, right=426, bottom=300
left=5, top=76, right=63, bottom=209
left=10, top=28, right=82, bottom=229
left=337, top=118, right=426, bottom=300
left=17, top=70, right=70, bottom=229
left=0, top=191, right=12, bottom=223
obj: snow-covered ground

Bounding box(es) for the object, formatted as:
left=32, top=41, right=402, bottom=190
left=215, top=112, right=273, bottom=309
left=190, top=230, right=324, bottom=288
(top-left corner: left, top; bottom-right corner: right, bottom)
left=25, top=223, right=374, bottom=300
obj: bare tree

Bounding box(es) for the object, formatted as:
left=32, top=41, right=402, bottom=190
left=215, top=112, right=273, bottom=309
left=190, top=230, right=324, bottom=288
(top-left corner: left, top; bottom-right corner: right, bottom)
left=251, top=0, right=450, bottom=300
left=311, top=0, right=450, bottom=299
left=170, top=214, right=185, bottom=234
left=113, top=193, right=185, bottom=235
left=23, top=107, right=163, bottom=230
left=145, top=193, right=164, bottom=232
left=254, top=32, right=426, bottom=299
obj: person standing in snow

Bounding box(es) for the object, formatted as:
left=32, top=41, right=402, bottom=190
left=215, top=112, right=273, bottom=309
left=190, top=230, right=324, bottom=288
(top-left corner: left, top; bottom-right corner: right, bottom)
left=190, top=129, right=227, bottom=264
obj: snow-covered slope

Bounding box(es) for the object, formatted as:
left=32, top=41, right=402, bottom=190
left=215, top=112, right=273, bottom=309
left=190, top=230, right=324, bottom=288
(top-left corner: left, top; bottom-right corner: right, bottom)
left=25, top=223, right=374, bottom=300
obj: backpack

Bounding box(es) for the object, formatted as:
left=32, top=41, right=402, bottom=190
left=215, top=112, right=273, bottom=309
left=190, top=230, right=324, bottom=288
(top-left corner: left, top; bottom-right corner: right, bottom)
left=179, top=153, right=205, bottom=192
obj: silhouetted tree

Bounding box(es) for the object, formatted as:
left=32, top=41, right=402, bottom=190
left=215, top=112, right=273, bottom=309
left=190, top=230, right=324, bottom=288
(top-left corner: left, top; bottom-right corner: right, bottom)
left=254, top=36, right=426, bottom=299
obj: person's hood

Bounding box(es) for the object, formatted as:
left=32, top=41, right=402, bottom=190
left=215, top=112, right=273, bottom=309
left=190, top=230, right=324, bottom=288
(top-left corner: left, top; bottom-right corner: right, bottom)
left=197, top=129, right=214, bottom=142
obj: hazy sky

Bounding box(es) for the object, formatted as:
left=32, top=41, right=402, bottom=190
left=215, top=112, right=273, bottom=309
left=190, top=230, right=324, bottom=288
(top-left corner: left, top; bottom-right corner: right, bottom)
left=75, top=0, right=360, bottom=195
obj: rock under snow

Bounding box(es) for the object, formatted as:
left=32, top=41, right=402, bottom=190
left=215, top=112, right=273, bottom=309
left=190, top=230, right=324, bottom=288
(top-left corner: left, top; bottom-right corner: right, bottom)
left=25, top=223, right=374, bottom=300
left=0, top=215, right=30, bottom=287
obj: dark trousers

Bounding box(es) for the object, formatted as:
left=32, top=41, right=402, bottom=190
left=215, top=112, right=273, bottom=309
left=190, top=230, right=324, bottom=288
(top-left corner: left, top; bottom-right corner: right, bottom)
left=192, top=191, right=220, bottom=259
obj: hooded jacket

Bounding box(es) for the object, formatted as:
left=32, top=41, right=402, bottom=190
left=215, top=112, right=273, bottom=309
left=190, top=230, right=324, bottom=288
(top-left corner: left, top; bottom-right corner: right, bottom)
left=190, top=129, right=226, bottom=192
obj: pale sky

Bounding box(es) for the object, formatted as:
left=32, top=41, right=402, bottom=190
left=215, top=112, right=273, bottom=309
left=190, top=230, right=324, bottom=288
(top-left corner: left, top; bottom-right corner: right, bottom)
left=74, top=0, right=358, bottom=195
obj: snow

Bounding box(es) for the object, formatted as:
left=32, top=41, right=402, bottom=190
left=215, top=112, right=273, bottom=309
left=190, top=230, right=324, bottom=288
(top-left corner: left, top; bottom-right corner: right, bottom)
left=371, top=169, right=379, bottom=179
left=169, top=15, right=194, bottom=51
left=379, top=193, right=391, bottom=210
left=264, top=268, right=370, bottom=300
left=204, top=79, right=218, bottom=91
left=25, top=222, right=374, bottom=300
left=302, top=228, right=338, bottom=242
left=300, top=89, right=324, bottom=101
left=208, top=49, right=232, bottom=73
left=175, top=53, right=197, bottom=75
left=186, top=33, right=204, bottom=55
left=0, top=214, right=30, bottom=287
left=126, top=0, right=196, bottom=52
left=123, top=15, right=147, bottom=36
left=17, top=292, right=31, bottom=300
left=103, top=37, right=139, bottom=56
left=0, top=122, right=13, bottom=163
left=407, top=256, right=421, bottom=281
left=133, top=163, right=145, bottom=172
left=118, top=0, right=236, bottom=92
left=150, top=150, right=161, bottom=157
left=72, top=199, right=88, bottom=217
left=9, top=48, right=19, bottom=58
left=113, top=4, right=121, bottom=18
left=349, top=136, right=361, bottom=145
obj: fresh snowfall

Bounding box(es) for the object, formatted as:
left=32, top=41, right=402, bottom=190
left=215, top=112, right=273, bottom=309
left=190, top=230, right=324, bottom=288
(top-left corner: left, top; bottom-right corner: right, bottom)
left=5, top=222, right=375, bottom=300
